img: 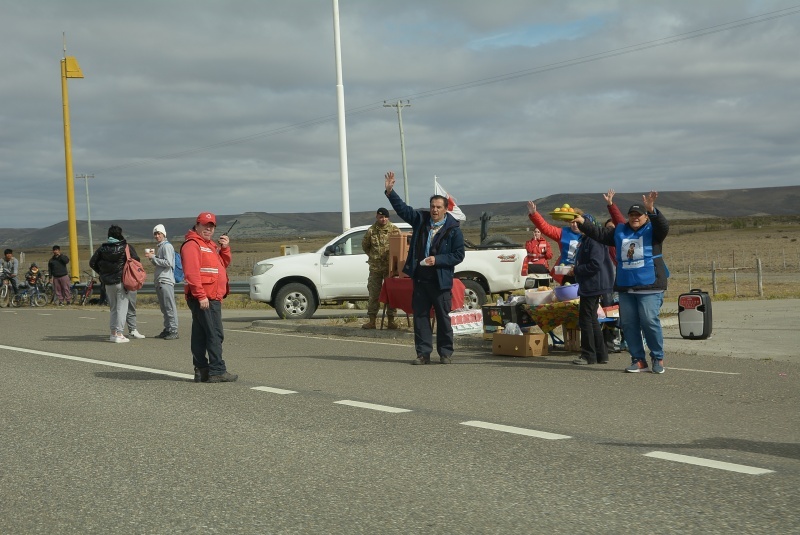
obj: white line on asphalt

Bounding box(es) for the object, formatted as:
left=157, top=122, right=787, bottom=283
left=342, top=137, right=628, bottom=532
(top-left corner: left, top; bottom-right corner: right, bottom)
left=78, top=316, right=95, bottom=319
left=334, top=400, right=412, bottom=413
left=229, top=328, right=410, bottom=347
left=252, top=386, right=298, bottom=395
left=461, top=420, right=572, bottom=440
left=0, top=344, right=193, bottom=380
left=667, top=367, right=740, bottom=375
left=644, top=451, right=774, bottom=474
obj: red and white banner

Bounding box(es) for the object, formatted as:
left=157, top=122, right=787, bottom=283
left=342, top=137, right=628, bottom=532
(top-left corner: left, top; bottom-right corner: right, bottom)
left=434, top=178, right=466, bottom=221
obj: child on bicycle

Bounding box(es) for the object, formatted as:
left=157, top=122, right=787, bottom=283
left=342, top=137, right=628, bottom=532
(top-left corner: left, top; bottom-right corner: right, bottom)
left=25, top=263, right=42, bottom=287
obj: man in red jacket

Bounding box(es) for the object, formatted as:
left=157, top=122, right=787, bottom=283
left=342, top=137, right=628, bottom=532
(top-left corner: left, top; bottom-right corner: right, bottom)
left=183, top=212, right=237, bottom=383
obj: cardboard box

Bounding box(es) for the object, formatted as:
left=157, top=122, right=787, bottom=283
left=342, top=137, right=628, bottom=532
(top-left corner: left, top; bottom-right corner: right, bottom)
left=482, top=304, right=536, bottom=328
left=602, top=305, right=619, bottom=318
left=388, top=231, right=411, bottom=277
left=492, top=332, right=549, bottom=357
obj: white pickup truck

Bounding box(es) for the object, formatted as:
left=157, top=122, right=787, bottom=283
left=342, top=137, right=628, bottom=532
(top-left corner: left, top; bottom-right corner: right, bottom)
left=249, top=223, right=532, bottom=319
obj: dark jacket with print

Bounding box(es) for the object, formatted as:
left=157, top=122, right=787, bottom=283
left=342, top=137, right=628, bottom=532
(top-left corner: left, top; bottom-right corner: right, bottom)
left=386, top=189, right=465, bottom=290
left=574, top=235, right=615, bottom=297
left=89, top=240, right=140, bottom=286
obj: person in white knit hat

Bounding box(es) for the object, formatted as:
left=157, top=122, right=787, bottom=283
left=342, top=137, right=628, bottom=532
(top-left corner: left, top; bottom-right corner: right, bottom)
left=145, top=223, right=179, bottom=339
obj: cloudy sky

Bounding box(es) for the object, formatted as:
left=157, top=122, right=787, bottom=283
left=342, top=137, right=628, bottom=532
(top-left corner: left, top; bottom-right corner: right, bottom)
left=2, top=0, right=799, bottom=229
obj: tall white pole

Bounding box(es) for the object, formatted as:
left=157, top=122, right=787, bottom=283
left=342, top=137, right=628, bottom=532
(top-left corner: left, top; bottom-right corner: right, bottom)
left=79, top=174, right=94, bottom=254
left=332, top=0, right=351, bottom=232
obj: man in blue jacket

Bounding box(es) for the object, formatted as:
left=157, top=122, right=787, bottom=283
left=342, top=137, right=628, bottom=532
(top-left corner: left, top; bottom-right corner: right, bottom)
left=384, top=171, right=466, bottom=365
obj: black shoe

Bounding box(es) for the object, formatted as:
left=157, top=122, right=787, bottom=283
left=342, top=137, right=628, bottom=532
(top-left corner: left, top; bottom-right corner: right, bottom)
left=164, top=332, right=179, bottom=340
left=572, top=357, right=596, bottom=365
left=207, top=371, right=238, bottom=383
left=411, top=355, right=431, bottom=365
left=154, top=330, right=168, bottom=339
left=440, top=355, right=452, bottom=364
left=194, top=367, right=210, bottom=383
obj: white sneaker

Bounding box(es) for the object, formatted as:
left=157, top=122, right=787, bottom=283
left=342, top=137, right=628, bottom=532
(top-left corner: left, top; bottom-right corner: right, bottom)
left=110, top=334, right=130, bottom=343
left=129, top=330, right=145, bottom=339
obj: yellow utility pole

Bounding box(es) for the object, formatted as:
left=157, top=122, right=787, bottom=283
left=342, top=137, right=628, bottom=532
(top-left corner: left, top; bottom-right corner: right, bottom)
left=60, top=36, right=84, bottom=282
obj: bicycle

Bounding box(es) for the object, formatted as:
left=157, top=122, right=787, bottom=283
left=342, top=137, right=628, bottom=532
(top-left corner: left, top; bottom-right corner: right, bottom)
left=0, top=277, right=13, bottom=307
left=11, top=282, right=48, bottom=307
left=39, top=273, right=55, bottom=304
left=64, top=271, right=97, bottom=305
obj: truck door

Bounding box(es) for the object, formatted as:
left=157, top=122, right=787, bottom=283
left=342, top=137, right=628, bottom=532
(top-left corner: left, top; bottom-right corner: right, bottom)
left=318, top=229, right=370, bottom=299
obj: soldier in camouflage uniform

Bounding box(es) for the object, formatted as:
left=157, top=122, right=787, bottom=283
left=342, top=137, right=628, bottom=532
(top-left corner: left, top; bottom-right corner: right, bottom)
left=361, top=207, right=399, bottom=329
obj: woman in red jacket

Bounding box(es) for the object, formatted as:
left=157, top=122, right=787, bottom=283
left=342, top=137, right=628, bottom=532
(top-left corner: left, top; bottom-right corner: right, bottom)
left=527, top=201, right=580, bottom=285
left=523, top=228, right=552, bottom=276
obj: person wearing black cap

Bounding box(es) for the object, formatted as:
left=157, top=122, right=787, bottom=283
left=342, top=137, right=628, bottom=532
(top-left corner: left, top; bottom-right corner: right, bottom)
left=361, top=207, right=399, bottom=329
left=574, top=191, right=669, bottom=374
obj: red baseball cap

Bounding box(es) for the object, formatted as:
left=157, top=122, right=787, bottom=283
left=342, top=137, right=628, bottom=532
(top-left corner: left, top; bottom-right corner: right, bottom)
left=196, top=212, right=217, bottom=226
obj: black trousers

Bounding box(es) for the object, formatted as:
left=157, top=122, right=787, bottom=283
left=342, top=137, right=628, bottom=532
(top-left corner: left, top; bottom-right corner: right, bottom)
left=411, top=279, right=454, bottom=358
left=187, top=298, right=228, bottom=375
left=578, top=294, right=608, bottom=364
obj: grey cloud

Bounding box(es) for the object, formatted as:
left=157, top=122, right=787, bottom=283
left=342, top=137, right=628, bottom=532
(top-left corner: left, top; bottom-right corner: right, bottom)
left=2, top=0, right=799, bottom=228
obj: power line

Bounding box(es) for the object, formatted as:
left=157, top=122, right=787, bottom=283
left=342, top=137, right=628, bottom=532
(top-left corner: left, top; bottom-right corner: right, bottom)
left=92, top=5, right=800, bottom=175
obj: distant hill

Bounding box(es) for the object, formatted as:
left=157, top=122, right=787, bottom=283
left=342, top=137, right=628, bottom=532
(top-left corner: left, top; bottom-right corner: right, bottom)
left=2, top=185, right=799, bottom=248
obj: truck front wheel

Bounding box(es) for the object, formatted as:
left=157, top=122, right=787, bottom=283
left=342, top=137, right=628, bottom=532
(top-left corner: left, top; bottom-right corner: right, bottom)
left=275, top=283, right=318, bottom=319
left=460, top=279, right=486, bottom=309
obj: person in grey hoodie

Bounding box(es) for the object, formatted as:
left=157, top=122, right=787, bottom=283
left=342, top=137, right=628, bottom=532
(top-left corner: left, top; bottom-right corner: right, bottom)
left=145, top=224, right=179, bottom=339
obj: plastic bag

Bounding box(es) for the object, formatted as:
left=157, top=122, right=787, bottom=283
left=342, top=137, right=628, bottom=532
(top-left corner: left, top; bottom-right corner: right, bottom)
left=504, top=322, right=523, bottom=335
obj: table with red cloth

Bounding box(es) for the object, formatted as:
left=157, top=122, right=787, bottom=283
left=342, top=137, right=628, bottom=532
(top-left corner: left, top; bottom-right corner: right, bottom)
left=523, top=299, right=580, bottom=333
left=379, top=277, right=466, bottom=315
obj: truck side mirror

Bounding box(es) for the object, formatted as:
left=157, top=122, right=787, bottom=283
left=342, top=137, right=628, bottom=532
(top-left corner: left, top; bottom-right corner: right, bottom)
left=323, top=245, right=336, bottom=257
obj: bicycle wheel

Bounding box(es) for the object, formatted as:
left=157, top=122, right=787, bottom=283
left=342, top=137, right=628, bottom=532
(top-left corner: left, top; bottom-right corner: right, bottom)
left=11, top=293, right=23, bottom=307
left=0, top=284, right=9, bottom=307
left=32, top=293, right=47, bottom=307
left=44, top=283, right=55, bottom=304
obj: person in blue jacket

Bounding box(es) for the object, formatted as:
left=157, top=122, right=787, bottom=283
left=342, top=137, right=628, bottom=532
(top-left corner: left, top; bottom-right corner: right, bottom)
left=384, top=171, right=466, bottom=365
left=571, top=214, right=616, bottom=366
left=575, top=191, right=669, bottom=374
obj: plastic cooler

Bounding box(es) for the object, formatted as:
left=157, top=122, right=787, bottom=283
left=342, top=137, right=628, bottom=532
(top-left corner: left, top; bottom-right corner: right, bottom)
left=678, top=289, right=713, bottom=340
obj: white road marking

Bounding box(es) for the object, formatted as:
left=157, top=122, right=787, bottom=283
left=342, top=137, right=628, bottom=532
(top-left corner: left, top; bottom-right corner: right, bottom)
left=644, top=451, right=774, bottom=475
left=229, top=328, right=411, bottom=348
left=334, top=400, right=412, bottom=413
left=461, top=420, right=571, bottom=440
left=0, top=344, right=193, bottom=380
left=252, top=386, right=298, bottom=395
left=78, top=316, right=96, bottom=319
left=666, top=367, right=740, bottom=375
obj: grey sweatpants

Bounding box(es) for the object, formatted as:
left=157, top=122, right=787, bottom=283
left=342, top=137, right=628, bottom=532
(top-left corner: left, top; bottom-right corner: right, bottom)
left=155, top=281, right=179, bottom=333
left=107, top=283, right=129, bottom=335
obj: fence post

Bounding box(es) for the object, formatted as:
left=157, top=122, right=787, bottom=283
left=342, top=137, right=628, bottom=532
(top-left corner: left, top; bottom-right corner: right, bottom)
left=687, top=264, right=692, bottom=291
left=711, top=260, right=717, bottom=295
left=756, top=258, right=763, bottom=298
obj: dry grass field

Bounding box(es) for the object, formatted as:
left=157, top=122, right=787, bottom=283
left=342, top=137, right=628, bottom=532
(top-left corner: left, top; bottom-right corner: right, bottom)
left=13, top=216, right=799, bottom=312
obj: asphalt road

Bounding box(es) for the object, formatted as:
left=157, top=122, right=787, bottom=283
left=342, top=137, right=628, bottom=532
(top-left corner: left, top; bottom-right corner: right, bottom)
left=2, top=305, right=799, bottom=534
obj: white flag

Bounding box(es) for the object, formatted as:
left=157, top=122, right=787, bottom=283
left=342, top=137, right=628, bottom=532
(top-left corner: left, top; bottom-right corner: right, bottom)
left=434, top=179, right=466, bottom=221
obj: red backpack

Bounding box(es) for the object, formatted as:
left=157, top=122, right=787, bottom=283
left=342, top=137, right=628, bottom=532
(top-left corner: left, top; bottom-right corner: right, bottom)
left=122, top=244, right=147, bottom=291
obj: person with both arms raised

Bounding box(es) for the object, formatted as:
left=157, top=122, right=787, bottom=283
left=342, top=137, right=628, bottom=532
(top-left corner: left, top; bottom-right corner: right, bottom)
left=574, top=191, right=670, bottom=374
